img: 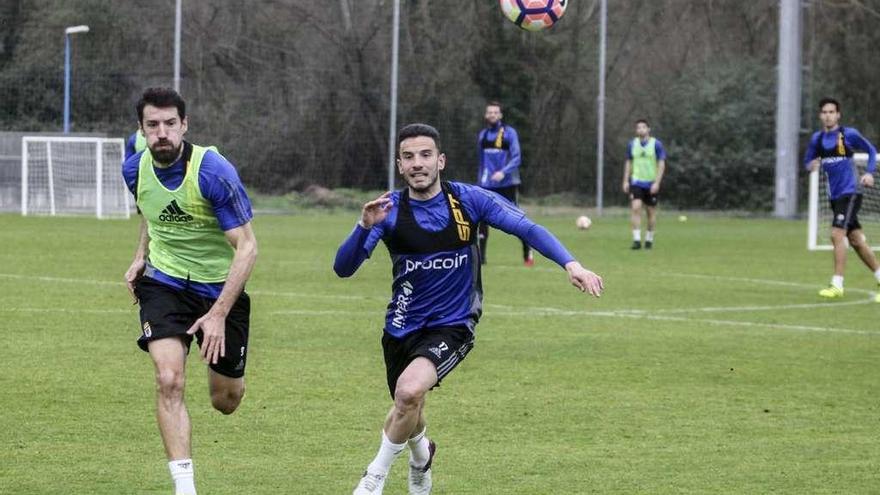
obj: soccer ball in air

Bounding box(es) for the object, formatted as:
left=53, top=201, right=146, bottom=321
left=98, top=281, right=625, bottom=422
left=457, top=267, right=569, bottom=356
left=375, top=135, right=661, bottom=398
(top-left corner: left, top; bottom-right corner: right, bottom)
left=576, top=215, right=592, bottom=230
left=499, top=0, right=568, bottom=32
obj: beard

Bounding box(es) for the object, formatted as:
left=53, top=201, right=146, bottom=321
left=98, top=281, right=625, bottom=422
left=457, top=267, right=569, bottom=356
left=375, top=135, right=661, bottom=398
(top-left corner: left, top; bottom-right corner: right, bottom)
left=149, top=141, right=181, bottom=165
left=405, top=170, right=439, bottom=193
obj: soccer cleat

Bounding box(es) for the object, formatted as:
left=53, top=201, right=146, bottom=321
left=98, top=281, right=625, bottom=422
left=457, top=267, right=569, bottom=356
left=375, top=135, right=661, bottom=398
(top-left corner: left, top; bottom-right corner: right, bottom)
left=353, top=470, right=386, bottom=495
left=408, top=440, right=435, bottom=495
left=818, top=285, right=844, bottom=299
left=645, top=241, right=653, bottom=249
left=524, top=257, right=534, bottom=267
left=631, top=241, right=642, bottom=250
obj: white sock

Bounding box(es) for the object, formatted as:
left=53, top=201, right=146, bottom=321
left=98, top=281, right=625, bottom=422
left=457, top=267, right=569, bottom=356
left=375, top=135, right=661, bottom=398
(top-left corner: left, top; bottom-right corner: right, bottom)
left=831, top=275, right=844, bottom=289
left=168, top=459, right=196, bottom=495
left=874, top=268, right=880, bottom=283
left=366, top=431, right=406, bottom=475
left=632, top=230, right=641, bottom=242
left=646, top=231, right=655, bottom=242
left=408, top=427, right=431, bottom=468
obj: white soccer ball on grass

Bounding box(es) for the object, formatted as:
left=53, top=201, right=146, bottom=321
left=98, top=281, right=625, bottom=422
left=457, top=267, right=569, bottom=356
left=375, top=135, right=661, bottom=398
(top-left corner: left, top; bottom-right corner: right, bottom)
left=576, top=215, right=592, bottom=230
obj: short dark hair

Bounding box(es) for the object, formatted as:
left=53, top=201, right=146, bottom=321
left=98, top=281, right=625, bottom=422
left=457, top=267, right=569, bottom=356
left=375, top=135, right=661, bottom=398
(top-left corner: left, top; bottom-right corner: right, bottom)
left=818, top=97, right=840, bottom=112
left=486, top=100, right=503, bottom=112
left=397, top=123, right=441, bottom=151
left=635, top=118, right=650, bottom=126
left=137, top=87, right=186, bottom=124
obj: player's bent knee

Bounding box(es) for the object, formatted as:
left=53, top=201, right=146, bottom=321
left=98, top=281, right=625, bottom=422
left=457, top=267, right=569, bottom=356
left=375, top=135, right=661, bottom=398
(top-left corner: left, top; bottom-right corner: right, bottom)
left=848, top=232, right=867, bottom=247
left=393, top=385, right=425, bottom=411
left=211, top=386, right=244, bottom=415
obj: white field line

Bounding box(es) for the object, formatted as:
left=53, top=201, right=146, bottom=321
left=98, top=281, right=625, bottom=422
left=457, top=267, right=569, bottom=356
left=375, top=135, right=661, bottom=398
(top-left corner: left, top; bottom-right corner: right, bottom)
left=0, top=272, right=372, bottom=301
left=267, top=307, right=874, bottom=336
left=1, top=307, right=132, bottom=314
left=492, top=267, right=877, bottom=296
left=3, top=305, right=872, bottom=336
left=2, top=272, right=875, bottom=335
left=659, top=272, right=876, bottom=295
left=613, top=298, right=874, bottom=314
left=0, top=272, right=122, bottom=286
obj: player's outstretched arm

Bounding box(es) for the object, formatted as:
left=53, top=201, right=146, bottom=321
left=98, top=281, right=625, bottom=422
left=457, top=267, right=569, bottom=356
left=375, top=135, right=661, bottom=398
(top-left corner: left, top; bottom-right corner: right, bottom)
left=564, top=261, right=604, bottom=297
left=124, top=215, right=149, bottom=304
left=334, top=192, right=394, bottom=277
left=187, top=222, right=258, bottom=364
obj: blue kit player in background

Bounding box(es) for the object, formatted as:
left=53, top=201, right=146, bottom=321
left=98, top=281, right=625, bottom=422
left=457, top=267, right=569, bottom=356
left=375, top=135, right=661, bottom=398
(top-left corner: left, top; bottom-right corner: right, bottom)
left=476, top=101, right=533, bottom=266
left=804, top=97, right=880, bottom=301
left=622, top=119, right=666, bottom=250
left=125, top=127, right=147, bottom=160
left=122, top=87, right=258, bottom=495
left=335, top=123, right=604, bottom=495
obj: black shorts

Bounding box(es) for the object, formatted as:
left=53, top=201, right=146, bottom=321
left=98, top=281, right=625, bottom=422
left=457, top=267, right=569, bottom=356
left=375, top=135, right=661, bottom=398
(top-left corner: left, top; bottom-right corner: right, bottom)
left=134, top=277, right=251, bottom=378
left=630, top=185, right=659, bottom=207
left=382, top=326, right=475, bottom=398
left=829, top=194, right=862, bottom=231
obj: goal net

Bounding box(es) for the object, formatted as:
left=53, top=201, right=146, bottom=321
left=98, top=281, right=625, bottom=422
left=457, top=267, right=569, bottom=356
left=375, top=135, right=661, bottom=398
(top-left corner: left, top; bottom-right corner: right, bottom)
left=21, top=137, right=130, bottom=219
left=808, top=152, right=880, bottom=250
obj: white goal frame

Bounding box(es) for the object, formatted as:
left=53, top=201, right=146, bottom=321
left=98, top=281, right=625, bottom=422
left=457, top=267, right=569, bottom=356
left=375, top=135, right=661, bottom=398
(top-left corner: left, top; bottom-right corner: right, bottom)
left=807, top=152, right=879, bottom=251
left=21, top=136, right=130, bottom=219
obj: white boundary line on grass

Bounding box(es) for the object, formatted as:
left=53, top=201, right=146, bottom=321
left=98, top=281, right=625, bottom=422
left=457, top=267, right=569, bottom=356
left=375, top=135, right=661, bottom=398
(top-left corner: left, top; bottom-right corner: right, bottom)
left=2, top=304, right=872, bottom=336
left=268, top=306, right=875, bottom=336
left=492, top=266, right=877, bottom=296
left=1, top=307, right=131, bottom=314
left=483, top=306, right=876, bottom=336
left=2, top=271, right=875, bottom=336
left=0, top=272, right=372, bottom=301
left=658, top=271, right=875, bottom=295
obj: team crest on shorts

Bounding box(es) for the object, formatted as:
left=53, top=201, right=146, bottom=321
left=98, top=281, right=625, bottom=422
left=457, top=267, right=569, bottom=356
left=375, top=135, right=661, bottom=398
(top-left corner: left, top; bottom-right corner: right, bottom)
left=836, top=214, right=845, bottom=221
left=142, top=321, right=152, bottom=337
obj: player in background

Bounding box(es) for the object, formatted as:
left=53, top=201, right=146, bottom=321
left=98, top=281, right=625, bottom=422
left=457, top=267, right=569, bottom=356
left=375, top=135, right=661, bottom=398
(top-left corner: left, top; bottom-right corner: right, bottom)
left=125, top=128, right=147, bottom=160
left=335, top=123, right=603, bottom=495
left=622, top=119, right=666, bottom=249
left=803, top=97, right=880, bottom=301
left=122, top=87, right=258, bottom=495
left=476, top=101, right=533, bottom=265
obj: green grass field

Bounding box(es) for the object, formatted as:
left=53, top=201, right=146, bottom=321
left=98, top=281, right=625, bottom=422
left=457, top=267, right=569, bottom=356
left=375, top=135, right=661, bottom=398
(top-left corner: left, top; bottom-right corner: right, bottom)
left=1, top=211, right=877, bottom=494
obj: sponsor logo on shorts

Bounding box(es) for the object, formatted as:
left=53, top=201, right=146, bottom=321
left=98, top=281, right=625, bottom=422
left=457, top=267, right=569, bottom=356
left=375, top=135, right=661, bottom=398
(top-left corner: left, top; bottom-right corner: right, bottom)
left=142, top=321, right=152, bottom=337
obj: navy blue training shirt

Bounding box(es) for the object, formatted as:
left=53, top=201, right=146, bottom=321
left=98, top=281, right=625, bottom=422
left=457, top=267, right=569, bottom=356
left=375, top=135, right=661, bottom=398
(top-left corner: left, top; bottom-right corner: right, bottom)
left=334, top=181, right=576, bottom=338
left=803, top=126, right=877, bottom=200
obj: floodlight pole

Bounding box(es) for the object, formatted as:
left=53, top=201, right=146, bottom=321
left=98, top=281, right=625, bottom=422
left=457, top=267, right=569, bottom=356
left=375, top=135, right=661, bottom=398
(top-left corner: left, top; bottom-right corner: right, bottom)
left=63, top=25, right=89, bottom=134
left=174, top=0, right=182, bottom=92
left=596, top=0, right=607, bottom=215
left=387, top=0, right=400, bottom=191
left=774, top=0, right=802, bottom=218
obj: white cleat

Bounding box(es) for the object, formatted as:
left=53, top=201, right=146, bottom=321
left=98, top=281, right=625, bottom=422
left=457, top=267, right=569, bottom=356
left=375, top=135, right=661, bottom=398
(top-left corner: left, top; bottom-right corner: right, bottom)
left=408, top=440, right=435, bottom=495
left=353, top=470, right=386, bottom=495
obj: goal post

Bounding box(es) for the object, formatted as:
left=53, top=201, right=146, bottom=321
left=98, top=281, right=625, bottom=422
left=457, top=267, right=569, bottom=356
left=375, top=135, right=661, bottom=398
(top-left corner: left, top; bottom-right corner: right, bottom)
left=807, top=152, right=880, bottom=251
left=21, top=136, right=131, bottom=219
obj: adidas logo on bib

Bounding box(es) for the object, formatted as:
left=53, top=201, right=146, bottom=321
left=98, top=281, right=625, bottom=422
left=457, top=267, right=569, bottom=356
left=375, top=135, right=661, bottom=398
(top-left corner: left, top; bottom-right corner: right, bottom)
left=158, top=200, right=194, bottom=223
